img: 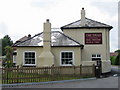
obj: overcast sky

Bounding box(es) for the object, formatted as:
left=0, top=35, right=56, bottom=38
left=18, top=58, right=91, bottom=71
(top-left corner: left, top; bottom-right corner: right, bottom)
left=0, top=0, right=119, bottom=52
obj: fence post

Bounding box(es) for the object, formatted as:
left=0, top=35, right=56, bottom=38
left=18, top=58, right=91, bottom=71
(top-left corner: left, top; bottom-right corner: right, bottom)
left=4, top=68, right=7, bottom=84
left=2, top=68, right=3, bottom=84
left=51, top=65, right=54, bottom=81
left=74, top=66, right=75, bottom=77
left=60, top=66, right=63, bottom=80
left=93, top=64, right=95, bottom=76
left=16, top=66, right=19, bottom=83
left=6, top=68, right=9, bottom=84
left=80, top=64, right=82, bottom=76
left=2, top=68, right=5, bottom=84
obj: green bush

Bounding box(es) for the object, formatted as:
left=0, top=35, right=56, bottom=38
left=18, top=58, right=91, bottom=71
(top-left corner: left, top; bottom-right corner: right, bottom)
left=110, top=56, right=116, bottom=65
left=111, top=50, right=120, bottom=65
left=114, top=54, right=120, bottom=65
left=110, top=56, right=120, bottom=65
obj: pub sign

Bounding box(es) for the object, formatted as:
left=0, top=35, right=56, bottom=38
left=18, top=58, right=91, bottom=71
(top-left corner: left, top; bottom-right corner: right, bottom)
left=85, top=33, right=102, bottom=44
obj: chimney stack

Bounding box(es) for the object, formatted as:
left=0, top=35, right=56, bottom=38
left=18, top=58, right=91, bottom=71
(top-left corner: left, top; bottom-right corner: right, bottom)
left=43, top=19, right=51, bottom=51
left=39, top=19, right=54, bottom=67
left=81, top=8, right=86, bottom=26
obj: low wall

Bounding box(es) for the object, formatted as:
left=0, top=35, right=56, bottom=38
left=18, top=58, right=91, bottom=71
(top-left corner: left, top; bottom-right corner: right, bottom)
left=102, top=60, right=111, bottom=73
left=82, top=60, right=111, bottom=73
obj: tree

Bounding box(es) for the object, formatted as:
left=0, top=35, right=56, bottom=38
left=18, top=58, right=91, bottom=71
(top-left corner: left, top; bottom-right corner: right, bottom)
left=4, top=46, right=13, bottom=68
left=115, top=50, right=120, bottom=53
left=1, top=35, right=13, bottom=56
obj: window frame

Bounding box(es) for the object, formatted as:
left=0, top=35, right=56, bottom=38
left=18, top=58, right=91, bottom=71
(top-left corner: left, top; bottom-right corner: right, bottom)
left=23, top=51, right=36, bottom=66
left=91, top=54, right=102, bottom=61
left=60, top=51, right=74, bottom=66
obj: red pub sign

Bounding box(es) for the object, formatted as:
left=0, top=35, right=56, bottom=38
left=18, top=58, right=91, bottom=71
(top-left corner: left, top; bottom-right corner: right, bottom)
left=85, top=33, right=102, bottom=44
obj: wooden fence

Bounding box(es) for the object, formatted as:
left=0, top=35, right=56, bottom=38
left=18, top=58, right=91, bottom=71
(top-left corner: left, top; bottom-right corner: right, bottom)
left=2, top=65, right=95, bottom=84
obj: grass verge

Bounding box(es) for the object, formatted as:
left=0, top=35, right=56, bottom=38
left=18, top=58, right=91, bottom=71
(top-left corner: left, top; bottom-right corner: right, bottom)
left=2, top=72, right=94, bottom=84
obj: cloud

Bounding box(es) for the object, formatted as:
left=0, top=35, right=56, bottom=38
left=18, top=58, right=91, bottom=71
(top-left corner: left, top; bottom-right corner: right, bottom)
left=91, top=1, right=117, bottom=16
left=31, top=0, right=58, bottom=9
left=0, top=0, right=43, bottom=40
left=118, top=1, right=120, bottom=49
left=0, top=0, right=118, bottom=51
left=0, top=33, right=4, bottom=39
left=92, top=0, right=119, bottom=2
left=87, top=0, right=118, bottom=52
left=0, top=22, right=8, bottom=35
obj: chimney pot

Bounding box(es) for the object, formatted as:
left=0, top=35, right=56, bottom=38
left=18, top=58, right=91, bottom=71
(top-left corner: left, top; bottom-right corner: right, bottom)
left=82, top=8, right=84, bottom=10
left=28, top=34, right=31, bottom=38
left=46, top=19, right=49, bottom=22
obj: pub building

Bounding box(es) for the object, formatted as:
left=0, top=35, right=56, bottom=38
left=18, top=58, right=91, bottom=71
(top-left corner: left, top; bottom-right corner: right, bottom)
left=13, top=8, right=113, bottom=74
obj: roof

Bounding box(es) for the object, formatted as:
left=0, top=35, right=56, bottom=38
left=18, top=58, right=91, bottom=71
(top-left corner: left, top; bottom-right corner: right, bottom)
left=17, top=36, right=29, bottom=42
left=61, top=18, right=113, bottom=30
left=12, top=36, right=29, bottom=46
left=13, top=31, right=83, bottom=47
left=110, top=52, right=118, bottom=57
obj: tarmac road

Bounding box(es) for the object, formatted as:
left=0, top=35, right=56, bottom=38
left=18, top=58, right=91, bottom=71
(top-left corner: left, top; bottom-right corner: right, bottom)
left=9, top=76, right=118, bottom=88
left=111, top=66, right=119, bottom=76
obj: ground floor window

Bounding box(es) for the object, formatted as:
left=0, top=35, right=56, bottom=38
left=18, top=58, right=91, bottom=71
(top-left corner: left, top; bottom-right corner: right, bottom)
left=13, top=51, right=17, bottom=64
left=92, top=54, right=101, bottom=61
left=24, top=51, right=36, bottom=66
left=60, top=51, right=74, bottom=66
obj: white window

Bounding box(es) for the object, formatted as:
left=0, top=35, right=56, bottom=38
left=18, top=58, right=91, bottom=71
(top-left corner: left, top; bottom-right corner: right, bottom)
left=13, top=56, right=16, bottom=63
left=60, top=51, right=74, bottom=66
left=23, top=51, right=36, bottom=66
left=92, top=54, right=101, bottom=61
left=13, top=51, right=17, bottom=63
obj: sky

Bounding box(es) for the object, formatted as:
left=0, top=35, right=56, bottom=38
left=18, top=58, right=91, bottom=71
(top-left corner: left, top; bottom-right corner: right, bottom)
left=0, top=0, right=119, bottom=52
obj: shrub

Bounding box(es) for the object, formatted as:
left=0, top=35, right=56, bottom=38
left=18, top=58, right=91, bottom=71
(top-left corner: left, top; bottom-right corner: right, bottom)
left=114, top=53, right=120, bottom=65
left=110, top=56, right=116, bottom=65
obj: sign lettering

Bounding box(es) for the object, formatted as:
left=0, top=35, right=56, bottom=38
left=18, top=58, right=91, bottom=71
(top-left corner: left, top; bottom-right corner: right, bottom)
left=85, top=33, right=102, bottom=44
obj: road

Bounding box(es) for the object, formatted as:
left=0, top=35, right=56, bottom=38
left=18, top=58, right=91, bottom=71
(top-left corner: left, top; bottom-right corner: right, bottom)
left=111, top=66, right=119, bottom=76
left=7, top=76, right=117, bottom=88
